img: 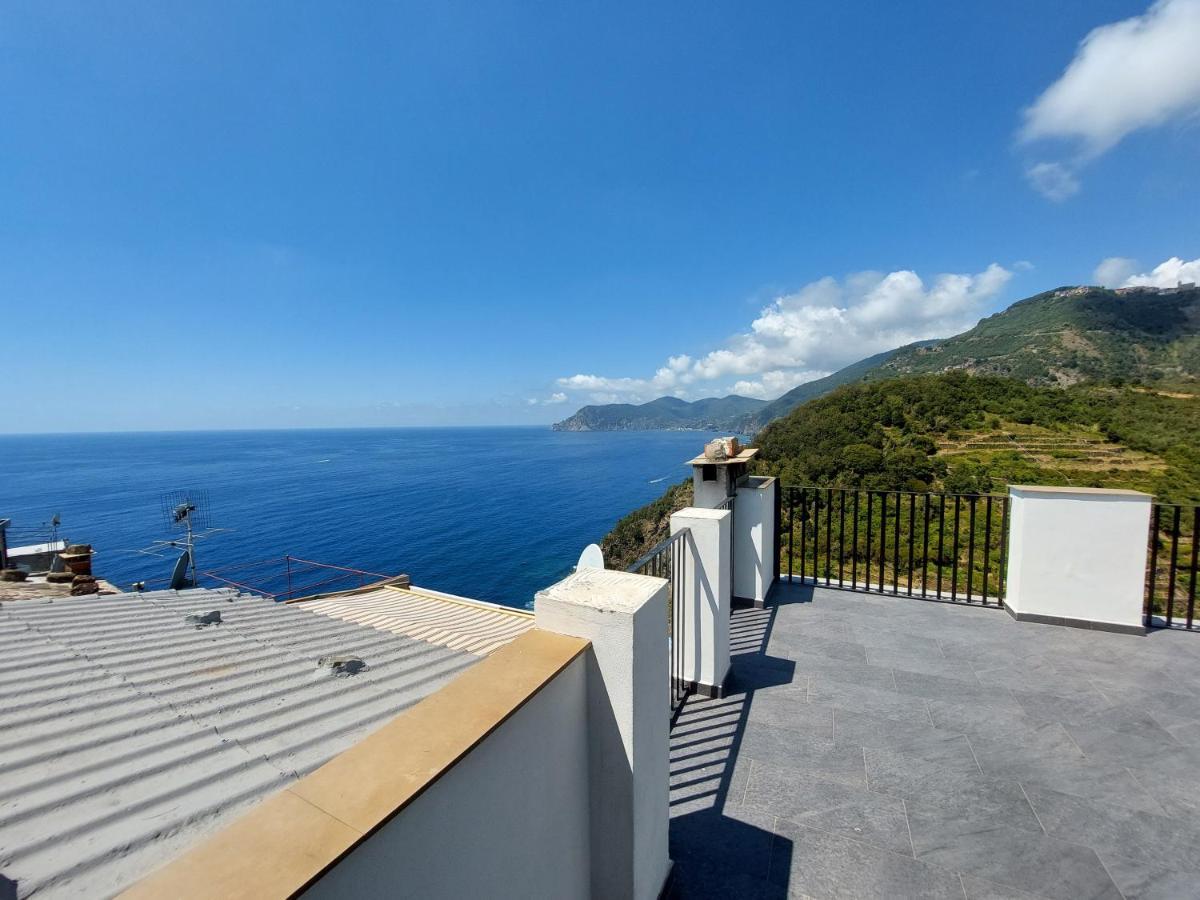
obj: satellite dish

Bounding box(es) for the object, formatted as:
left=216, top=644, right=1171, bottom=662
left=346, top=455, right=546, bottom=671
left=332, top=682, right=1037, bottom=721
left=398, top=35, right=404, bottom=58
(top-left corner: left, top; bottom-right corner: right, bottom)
left=169, top=549, right=194, bottom=590
left=576, top=543, right=604, bottom=571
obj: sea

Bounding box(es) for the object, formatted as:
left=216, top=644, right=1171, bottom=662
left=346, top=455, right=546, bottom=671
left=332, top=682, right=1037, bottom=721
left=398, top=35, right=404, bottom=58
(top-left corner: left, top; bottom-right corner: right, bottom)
left=0, top=427, right=719, bottom=608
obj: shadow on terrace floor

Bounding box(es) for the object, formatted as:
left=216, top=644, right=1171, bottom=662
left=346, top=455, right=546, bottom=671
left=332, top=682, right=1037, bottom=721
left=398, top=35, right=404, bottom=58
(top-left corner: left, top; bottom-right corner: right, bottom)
left=668, top=580, right=1200, bottom=900
left=666, top=595, right=798, bottom=899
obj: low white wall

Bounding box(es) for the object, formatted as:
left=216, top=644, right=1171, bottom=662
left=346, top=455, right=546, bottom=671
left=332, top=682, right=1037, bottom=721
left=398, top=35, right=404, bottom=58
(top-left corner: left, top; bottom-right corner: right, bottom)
left=734, top=476, right=777, bottom=606
left=670, top=508, right=731, bottom=697
left=1005, top=485, right=1151, bottom=632
left=306, top=654, right=590, bottom=900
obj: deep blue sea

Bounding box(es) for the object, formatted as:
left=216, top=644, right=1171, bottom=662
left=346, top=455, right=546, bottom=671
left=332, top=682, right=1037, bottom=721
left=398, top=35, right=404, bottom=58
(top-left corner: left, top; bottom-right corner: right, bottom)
left=0, top=428, right=718, bottom=608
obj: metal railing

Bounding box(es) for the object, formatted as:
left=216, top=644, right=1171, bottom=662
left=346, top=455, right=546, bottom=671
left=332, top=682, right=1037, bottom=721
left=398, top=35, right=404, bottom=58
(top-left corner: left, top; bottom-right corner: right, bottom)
left=627, top=528, right=691, bottom=709
left=199, top=555, right=401, bottom=601
left=780, top=486, right=1010, bottom=604
left=1147, top=504, right=1199, bottom=629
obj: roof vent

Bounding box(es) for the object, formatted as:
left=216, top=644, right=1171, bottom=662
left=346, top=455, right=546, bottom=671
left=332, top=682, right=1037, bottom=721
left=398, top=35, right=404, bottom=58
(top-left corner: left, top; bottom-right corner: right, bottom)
left=317, top=655, right=367, bottom=677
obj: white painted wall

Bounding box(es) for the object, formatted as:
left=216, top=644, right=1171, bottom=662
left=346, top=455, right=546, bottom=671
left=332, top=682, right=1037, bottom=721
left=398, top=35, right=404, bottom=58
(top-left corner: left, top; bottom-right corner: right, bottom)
left=670, top=507, right=731, bottom=695
left=306, top=654, right=590, bottom=900
left=535, top=569, right=671, bottom=900
left=1005, top=485, right=1152, bottom=630
left=734, top=476, right=777, bottom=606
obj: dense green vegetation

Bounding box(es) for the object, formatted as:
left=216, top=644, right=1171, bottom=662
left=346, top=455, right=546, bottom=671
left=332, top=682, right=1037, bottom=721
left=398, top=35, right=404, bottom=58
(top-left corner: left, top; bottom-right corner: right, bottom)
left=600, top=479, right=693, bottom=570
left=602, top=373, right=1200, bottom=604
left=735, top=343, right=936, bottom=431
left=754, top=372, right=1200, bottom=504
left=755, top=373, right=1200, bottom=605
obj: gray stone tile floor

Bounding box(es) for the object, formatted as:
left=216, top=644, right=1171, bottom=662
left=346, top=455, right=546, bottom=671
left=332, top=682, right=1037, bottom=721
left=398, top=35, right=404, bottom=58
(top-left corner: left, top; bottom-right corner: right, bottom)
left=667, top=583, right=1200, bottom=900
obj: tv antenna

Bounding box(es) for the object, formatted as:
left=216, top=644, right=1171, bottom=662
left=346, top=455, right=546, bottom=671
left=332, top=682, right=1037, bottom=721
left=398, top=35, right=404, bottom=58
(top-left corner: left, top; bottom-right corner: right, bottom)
left=136, top=490, right=228, bottom=589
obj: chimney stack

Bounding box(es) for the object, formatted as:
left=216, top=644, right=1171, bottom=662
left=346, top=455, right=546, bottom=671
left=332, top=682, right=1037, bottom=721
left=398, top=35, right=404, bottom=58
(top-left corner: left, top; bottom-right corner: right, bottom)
left=687, top=438, right=757, bottom=509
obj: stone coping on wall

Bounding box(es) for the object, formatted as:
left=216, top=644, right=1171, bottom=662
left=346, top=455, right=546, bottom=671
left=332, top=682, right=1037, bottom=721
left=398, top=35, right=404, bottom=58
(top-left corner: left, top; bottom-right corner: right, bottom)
left=120, top=628, right=590, bottom=900
left=1008, top=484, right=1153, bottom=498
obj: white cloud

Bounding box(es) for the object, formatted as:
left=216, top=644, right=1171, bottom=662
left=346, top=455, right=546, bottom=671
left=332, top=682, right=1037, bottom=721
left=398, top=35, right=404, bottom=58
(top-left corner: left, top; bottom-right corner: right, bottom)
left=1024, top=162, right=1080, bottom=202
left=557, top=263, right=1012, bottom=402
left=1093, top=257, right=1139, bottom=287
left=1120, top=255, right=1200, bottom=288
left=730, top=370, right=824, bottom=400
left=1020, top=0, right=1200, bottom=198
left=525, top=391, right=569, bottom=406
left=1022, top=0, right=1200, bottom=153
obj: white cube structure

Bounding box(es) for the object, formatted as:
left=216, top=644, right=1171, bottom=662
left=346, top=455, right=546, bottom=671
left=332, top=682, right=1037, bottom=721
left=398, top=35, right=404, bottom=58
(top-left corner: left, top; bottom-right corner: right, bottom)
left=535, top=568, right=672, bottom=900
left=1004, top=485, right=1152, bottom=634
left=670, top=507, right=731, bottom=698
left=734, top=476, right=778, bottom=608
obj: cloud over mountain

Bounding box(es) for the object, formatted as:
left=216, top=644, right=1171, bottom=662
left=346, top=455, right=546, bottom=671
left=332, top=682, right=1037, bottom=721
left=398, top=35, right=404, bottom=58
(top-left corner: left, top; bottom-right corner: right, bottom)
left=557, top=264, right=1012, bottom=402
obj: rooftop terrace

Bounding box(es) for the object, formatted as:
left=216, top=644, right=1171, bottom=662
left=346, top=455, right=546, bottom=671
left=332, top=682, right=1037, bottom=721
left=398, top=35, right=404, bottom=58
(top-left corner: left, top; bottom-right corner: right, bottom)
left=668, top=583, right=1200, bottom=899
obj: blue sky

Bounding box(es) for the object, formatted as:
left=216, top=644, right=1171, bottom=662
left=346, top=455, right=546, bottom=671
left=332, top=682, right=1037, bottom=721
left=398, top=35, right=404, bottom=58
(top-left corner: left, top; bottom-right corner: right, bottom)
left=2, top=1, right=1198, bottom=432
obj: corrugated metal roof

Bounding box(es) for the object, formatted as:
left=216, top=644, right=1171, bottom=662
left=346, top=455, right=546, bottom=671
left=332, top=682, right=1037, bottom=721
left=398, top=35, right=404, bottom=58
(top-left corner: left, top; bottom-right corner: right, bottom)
left=0, top=587, right=480, bottom=899
left=300, top=584, right=533, bottom=656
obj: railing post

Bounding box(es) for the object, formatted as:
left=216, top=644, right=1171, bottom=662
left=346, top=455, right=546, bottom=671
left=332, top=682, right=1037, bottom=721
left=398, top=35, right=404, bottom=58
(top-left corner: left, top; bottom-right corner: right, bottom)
left=1004, top=485, right=1152, bottom=633
left=670, top=507, right=731, bottom=698
left=535, top=568, right=671, bottom=900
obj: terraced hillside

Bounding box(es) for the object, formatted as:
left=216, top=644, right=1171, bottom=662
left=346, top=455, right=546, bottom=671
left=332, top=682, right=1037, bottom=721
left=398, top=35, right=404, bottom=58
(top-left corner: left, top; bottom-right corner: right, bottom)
left=933, top=421, right=1168, bottom=495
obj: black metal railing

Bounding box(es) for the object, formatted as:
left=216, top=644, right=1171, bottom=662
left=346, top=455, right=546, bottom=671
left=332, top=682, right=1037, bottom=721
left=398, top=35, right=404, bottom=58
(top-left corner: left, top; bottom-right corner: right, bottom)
left=1146, top=504, right=1199, bottom=630
left=628, top=528, right=691, bottom=708
left=780, top=487, right=1009, bottom=604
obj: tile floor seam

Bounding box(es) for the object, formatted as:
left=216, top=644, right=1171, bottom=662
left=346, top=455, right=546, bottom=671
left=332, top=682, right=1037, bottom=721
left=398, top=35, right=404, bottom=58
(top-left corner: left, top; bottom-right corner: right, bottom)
left=1092, top=849, right=1131, bottom=900
left=956, top=872, right=968, bottom=900
left=1120, top=766, right=1171, bottom=818
left=963, top=733, right=985, bottom=777
left=741, top=758, right=755, bottom=807
left=764, top=814, right=780, bottom=884
left=901, top=797, right=916, bottom=859
left=1017, top=781, right=1048, bottom=836
left=1060, top=723, right=1089, bottom=759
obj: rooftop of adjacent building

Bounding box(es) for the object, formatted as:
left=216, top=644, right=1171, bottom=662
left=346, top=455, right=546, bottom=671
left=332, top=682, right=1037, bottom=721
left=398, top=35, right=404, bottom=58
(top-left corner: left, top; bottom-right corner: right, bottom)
left=0, top=582, right=532, bottom=898
left=667, top=582, right=1200, bottom=899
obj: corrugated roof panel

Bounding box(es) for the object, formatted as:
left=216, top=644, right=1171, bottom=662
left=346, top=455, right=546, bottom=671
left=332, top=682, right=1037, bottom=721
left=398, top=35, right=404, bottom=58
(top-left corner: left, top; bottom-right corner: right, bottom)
left=300, top=585, right=534, bottom=656
left=0, top=587, right=480, bottom=899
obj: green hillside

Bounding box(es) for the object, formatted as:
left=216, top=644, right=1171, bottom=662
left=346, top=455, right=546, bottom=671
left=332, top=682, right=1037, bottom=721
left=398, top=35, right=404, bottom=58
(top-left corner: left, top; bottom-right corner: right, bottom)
left=754, top=372, right=1200, bottom=504
left=872, top=286, right=1200, bottom=391
left=602, top=373, right=1199, bottom=601
left=551, top=394, right=765, bottom=432
left=737, top=342, right=938, bottom=431
left=566, top=285, right=1200, bottom=435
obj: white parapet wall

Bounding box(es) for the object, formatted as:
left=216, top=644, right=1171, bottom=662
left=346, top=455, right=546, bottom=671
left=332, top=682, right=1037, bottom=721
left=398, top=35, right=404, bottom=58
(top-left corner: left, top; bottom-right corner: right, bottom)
left=1004, top=485, right=1152, bottom=634
left=536, top=568, right=672, bottom=900
left=734, top=476, right=778, bottom=607
left=305, top=644, right=591, bottom=900
left=670, top=507, right=731, bottom=698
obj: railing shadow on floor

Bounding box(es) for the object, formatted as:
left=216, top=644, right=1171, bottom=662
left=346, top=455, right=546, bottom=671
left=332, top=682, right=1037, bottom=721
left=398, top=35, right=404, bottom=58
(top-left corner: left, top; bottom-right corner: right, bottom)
left=665, top=600, right=797, bottom=897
